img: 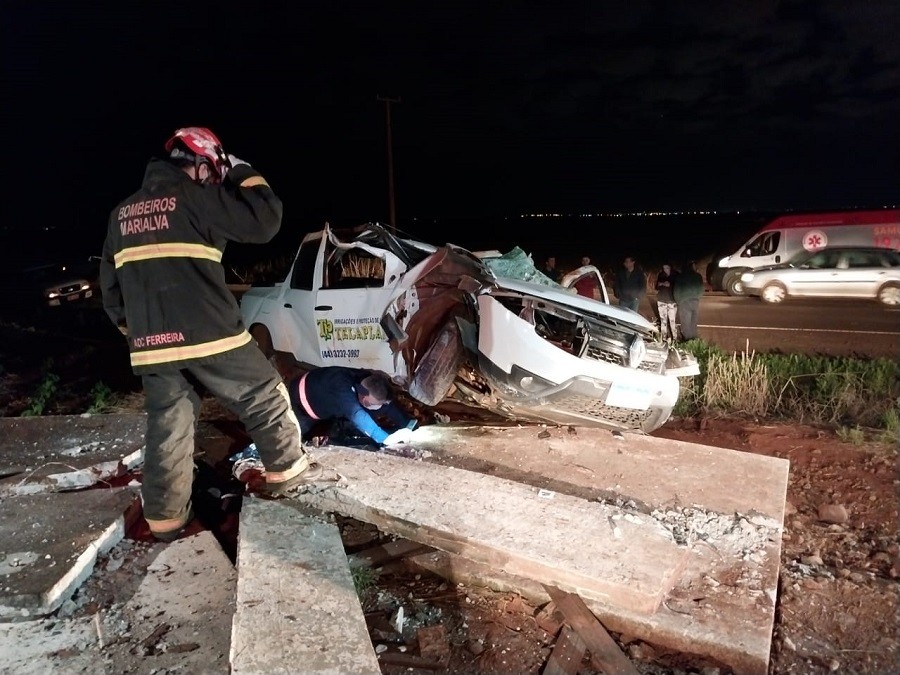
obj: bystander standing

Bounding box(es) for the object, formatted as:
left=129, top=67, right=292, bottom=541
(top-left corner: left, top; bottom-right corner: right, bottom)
left=613, top=256, right=647, bottom=313
left=542, top=256, right=562, bottom=283
left=673, top=260, right=704, bottom=341
left=655, top=263, right=679, bottom=341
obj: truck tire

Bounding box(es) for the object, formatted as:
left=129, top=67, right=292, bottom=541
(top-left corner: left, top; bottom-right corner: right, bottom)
left=249, top=324, right=275, bottom=359
left=723, top=269, right=747, bottom=297
left=409, top=320, right=464, bottom=407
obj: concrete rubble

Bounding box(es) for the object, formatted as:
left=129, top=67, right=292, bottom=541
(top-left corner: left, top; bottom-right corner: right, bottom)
left=0, top=414, right=790, bottom=674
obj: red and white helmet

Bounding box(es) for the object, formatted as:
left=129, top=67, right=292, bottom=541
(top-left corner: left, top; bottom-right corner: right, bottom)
left=164, top=127, right=228, bottom=177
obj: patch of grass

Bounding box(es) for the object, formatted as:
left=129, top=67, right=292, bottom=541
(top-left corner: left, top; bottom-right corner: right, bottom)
left=703, top=349, right=769, bottom=418
left=672, top=339, right=727, bottom=417
left=350, top=563, right=381, bottom=611
left=675, top=341, right=900, bottom=433
left=22, top=359, right=60, bottom=416
left=86, top=381, right=116, bottom=414
left=878, top=404, right=900, bottom=446
left=351, top=564, right=380, bottom=596
left=836, top=424, right=866, bottom=445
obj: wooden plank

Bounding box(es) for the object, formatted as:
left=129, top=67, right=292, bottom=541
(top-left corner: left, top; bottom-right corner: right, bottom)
left=543, top=585, right=639, bottom=675
left=349, top=538, right=433, bottom=568
left=543, top=625, right=587, bottom=675
left=376, top=651, right=446, bottom=670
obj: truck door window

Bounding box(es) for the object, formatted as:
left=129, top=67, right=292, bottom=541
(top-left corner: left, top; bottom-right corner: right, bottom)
left=290, top=239, right=321, bottom=290
left=323, top=248, right=386, bottom=289
left=742, top=232, right=780, bottom=257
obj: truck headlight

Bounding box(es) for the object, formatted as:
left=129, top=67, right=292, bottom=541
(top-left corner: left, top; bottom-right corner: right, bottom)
left=628, top=335, right=646, bottom=369
left=741, top=272, right=754, bottom=282
left=718, top=256, right=731, bottom=266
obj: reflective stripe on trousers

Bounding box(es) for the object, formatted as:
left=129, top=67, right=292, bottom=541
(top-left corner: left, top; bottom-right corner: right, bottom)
left=141, top=342, right=304, bottom=522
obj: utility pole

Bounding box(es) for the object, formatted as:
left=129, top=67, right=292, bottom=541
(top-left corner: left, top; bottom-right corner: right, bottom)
left=377, top=95, right=400, bottom=231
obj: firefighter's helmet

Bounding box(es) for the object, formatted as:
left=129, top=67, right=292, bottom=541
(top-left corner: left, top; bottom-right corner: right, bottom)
left=164, top=127, right=228, bottom=178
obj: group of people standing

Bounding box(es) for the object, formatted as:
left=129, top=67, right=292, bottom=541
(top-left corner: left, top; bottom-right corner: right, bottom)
left=652, top=261, right=704, bottom=341
left=541, top=254, right=704, bottom=342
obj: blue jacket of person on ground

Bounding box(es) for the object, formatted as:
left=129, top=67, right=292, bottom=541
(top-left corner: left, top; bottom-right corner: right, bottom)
left=288, top=366, right=416, bottom=444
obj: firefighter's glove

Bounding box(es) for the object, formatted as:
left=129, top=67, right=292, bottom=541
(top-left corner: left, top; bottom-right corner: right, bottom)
left=383, top=428, right=414, bottom=446
left=227, top=154, right=250, bottom=169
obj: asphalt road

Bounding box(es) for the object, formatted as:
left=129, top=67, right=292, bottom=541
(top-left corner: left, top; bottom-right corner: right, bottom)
left=671, top=293, right=899, bottom=359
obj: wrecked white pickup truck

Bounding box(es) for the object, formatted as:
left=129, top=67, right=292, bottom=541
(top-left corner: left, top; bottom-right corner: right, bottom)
left=240, top=223, right=698, bottom=433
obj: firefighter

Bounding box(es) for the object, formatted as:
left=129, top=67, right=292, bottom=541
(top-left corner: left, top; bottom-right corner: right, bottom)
left=100, top=127, right=329, bottom=541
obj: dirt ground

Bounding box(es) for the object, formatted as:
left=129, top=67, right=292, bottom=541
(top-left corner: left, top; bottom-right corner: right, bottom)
left=1, top=312, right=897, bottom=674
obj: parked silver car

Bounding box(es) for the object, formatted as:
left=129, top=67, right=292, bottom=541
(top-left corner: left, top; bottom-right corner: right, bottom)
left=741, top=246, right=900, bottom=305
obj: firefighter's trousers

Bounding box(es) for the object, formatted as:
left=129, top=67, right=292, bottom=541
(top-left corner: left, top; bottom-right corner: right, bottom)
left=140, top=342, right=305, bottom=530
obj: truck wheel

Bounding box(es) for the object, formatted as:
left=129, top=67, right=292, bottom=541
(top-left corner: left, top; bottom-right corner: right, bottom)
left=760, top=282, right=787, bottom=304
left=723, top=269, right=746, bottom=296
left=249, top=324, right=275, bottom=359
left=409, top=320, right=464, bottom=407
left=876, top=282, right=900, bottom=306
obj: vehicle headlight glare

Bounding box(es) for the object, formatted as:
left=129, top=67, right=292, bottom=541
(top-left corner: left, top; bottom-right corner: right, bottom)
left=719, top=256, right=730, bottom=266
left=741, top=272, right=754, bottom=282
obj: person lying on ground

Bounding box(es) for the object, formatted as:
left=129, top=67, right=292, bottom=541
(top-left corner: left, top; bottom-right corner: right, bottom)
left=288, top=366, right=418, bottom=447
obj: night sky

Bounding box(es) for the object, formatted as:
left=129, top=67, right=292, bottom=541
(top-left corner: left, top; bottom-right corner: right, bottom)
left=4, top=1, right=898, bottom=258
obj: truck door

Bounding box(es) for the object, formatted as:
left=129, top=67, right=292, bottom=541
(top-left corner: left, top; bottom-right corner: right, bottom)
left=312, top=238, right=404, bottom=372
left=275, top=234, right=328, bottom=366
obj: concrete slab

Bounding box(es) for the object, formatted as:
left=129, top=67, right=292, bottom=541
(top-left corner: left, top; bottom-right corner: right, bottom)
left=407, top=423, right=788, bottom=521
left=114, top=530, right=236, bottom=670
left=294, top=447, right=691, bottom=614
left=396, top=424, right=791, bottom=675
left=0, top=531, right=236, bottom=673
left=0, top=414, right=145, bottom=496
left=0, top=613, right=99, bottom=672
left=230, top=497, right=381, bottom=675
left=0, top=487, right=139, bottom=621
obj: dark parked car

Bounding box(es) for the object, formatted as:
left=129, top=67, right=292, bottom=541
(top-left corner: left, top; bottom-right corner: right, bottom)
left=0, top=257, right=99, bottom=319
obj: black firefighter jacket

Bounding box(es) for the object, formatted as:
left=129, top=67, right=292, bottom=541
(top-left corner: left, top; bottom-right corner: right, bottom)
left=100, top=159, right=282, bottom=374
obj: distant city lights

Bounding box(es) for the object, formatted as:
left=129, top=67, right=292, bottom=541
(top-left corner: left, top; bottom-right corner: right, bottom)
left=518, top=210, right=721, bottom=218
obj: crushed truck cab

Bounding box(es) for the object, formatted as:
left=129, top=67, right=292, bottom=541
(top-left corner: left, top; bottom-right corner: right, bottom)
left=240, top=223, right=698, bottom=433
